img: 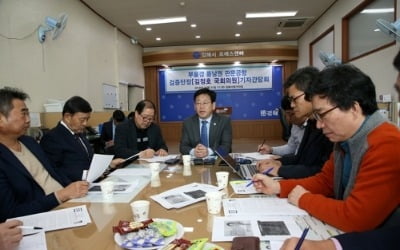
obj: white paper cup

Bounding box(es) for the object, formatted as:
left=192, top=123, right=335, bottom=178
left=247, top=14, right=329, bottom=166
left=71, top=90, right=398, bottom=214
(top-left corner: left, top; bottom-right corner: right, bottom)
left=130, top=200, right=150, bottom=222
left=149, top=163, right=161, bottom=187
left=100, top=181, right=114, bottom=199
left=182, top=155, right=191, bottom=167
left=216, top=171, right=229, bottom=188
left=205, top=191, right=223, bottom=214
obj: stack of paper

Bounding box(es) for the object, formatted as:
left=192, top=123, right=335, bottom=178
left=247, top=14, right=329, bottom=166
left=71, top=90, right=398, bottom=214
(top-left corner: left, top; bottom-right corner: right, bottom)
left=150, top=183, right=220, bottom=209
left=11, top=205, right=91, bottom=232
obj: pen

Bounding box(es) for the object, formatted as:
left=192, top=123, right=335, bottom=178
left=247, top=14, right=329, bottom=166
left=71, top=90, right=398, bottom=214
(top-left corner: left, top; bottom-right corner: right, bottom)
left=245, top=167, right=273, bottom=187
left=19, top=226, right=43, bottom=230
left=258, top=139, right=266, bottom=152
left=294, top=227, right=309, bottom=250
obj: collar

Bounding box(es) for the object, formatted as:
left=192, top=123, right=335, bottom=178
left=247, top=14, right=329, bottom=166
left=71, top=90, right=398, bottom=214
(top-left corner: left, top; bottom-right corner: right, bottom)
left=60, top=120, right=76, bottom=135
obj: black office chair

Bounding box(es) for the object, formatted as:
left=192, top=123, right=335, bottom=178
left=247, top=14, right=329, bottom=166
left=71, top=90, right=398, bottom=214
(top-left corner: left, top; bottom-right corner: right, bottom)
left=278, top=106, right=292, bottom=142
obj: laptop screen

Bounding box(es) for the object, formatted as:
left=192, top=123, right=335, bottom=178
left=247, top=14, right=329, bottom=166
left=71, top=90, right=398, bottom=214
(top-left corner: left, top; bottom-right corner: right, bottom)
left=214, top=147, right=240, bottom=173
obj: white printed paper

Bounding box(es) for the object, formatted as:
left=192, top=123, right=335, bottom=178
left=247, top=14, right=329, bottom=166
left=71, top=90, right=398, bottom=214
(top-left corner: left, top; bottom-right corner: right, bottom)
left=86, top=154, right=114, bottom=182
left=150, top=182, right=220, bottom=209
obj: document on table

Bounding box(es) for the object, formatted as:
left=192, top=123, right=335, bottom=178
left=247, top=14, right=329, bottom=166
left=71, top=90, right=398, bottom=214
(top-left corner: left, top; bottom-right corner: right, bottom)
left=211, top=215, right=303, bottom=242
left=239, top=152, right=276, bottom=161
left=150, top=182, right=220, bottom=209
left=10, top=205, right=91, bottom=232
left=86, top=154, right=114, bottom=182
left=139, top=154, right=180, bottom=163
left=223, top=197, right=308, bottom=216
left=88, top=181, right=138, bottom=194
left=17, top=230, right=47, bottom=250
left=109, top=164, right=151, bottom=176
left=229, top=180, right=259, bottom=194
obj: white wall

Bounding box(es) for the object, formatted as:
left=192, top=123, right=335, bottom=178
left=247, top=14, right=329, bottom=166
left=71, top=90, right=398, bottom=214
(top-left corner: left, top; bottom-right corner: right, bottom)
left=298, top=0, right=399, bottom=101
left=0, top=0, right=144, bottom=112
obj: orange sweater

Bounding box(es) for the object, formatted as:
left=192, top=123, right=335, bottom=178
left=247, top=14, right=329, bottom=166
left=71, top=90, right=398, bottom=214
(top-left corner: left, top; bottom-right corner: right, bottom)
left=280, top=122, right=400, bottom=232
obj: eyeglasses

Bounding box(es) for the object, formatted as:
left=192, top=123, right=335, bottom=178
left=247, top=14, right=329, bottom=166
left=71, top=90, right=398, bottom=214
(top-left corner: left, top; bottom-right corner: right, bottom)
left=287, top=93, right=305, bottom=103
left=195, top=102, right=212, bottom=106
left=312, top=106, right=338, bottom=121
left=138, top=113, right=154, bottom=122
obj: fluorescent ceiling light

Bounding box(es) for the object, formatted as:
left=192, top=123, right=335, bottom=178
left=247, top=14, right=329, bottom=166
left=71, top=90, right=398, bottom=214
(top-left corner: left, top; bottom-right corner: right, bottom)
left=246, top=11, right=297, bottom=18
left=137, top=16, right=187, bottom=25
left=361, top=8, right=394, bottom=14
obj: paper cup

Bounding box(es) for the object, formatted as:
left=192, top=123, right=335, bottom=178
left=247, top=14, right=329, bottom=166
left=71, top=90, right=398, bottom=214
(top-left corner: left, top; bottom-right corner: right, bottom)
left=100, top=181, right=114, bottom=199
left=149, top=163, right=161, bottom=187
left=182, top=155, right=191, bottom=167
left=205, top=191, right=223, bottom=214
left=216, top=171, right=229, bottom=188
left=130, top=200, right=150, bottom=222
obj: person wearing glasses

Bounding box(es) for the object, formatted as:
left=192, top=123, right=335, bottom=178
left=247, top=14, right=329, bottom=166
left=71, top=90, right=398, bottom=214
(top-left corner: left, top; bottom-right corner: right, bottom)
left=114, top=100, right=168, bottom=159
left=179, top=88, right=232, bottom=158
left=252, top=63, right=400, bottom=233
left=257, top=67, right=333, bottom=179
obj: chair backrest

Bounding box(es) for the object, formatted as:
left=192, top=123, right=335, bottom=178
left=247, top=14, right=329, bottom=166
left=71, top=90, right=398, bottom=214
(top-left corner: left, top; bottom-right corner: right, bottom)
left=278, top=107, right=291, bottom=141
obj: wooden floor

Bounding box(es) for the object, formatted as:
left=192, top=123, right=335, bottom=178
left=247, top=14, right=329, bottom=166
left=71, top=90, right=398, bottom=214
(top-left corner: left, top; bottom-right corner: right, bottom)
left=166, top=138, right=285, bottom=154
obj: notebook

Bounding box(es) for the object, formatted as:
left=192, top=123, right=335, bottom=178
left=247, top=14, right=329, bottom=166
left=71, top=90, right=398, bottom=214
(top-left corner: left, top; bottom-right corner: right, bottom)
left=214, top=147, right=257, bottom=180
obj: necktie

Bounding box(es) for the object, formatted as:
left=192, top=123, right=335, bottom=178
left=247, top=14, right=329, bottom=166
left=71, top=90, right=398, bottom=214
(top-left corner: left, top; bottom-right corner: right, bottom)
left=74, top=133, right=89, bottom=158
left=200, top=120, right=209, bottom=147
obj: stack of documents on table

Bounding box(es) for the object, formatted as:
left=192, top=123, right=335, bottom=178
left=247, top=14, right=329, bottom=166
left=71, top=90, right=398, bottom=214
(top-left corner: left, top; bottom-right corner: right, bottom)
left=109, top=164, right=152, bottom=176
left=150, top=182, right=220, bottom=209
left=11, top=205, right=91, bottom=231
left=139, top=154, right=180, bottom=163
left=11, top=205, right=91, bottom=250
left=212, top=197, right=343, bottom=249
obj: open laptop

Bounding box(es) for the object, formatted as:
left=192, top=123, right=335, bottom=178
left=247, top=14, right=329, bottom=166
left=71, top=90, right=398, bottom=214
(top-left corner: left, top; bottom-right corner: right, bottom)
left=214, top=147, right=257, bottom=180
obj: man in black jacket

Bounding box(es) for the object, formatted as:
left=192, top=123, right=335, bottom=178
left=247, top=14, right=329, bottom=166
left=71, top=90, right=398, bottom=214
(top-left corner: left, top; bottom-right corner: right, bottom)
left=257, top=67, right=333, bottom=179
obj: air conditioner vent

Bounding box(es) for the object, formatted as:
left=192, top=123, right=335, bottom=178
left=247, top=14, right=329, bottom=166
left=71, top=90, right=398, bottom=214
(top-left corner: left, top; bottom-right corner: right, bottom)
left=279, top=18, right=309, bottom=28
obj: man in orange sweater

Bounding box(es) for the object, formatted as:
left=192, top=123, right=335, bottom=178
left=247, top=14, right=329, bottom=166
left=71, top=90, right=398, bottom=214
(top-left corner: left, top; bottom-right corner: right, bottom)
left=253, top=64, right=400, bottom=232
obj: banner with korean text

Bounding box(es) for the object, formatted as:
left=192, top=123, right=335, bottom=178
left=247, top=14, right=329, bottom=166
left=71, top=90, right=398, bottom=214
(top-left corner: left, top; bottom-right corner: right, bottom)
left=159, top=64, right=283, bottom=121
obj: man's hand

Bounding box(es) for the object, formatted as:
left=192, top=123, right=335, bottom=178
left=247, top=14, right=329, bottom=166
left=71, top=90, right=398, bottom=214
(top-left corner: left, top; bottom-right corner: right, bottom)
left=155, top=149, right=168, bottom=156
left=0, top=220, right=22, bottom=250
left=56, top=181, right=89, bottom=202
left=194, top=144, right=208, bottom=158
left=252, top=173, right=281, bottom=195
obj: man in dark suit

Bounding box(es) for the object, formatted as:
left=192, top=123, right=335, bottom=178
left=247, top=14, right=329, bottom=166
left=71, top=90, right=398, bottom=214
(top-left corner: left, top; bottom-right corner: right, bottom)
left=40, top=96, right=94, bottom=182
left=114, top=100, right=168, bottom=159
left=257, top=67, right=333, bottom=179
left=100, top=110, right=125, bottom=154
left=180, top=88, right=232, bottom=158
left=0, top=87, right=88, bottom=221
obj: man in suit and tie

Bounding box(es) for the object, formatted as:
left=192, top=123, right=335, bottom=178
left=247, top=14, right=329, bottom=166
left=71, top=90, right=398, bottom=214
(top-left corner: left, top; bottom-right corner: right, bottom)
left=0, top=88, right=88, bottom=221
left=40, top=96, right=123, bottom=182
left=180, top=88, right=232, bottom=158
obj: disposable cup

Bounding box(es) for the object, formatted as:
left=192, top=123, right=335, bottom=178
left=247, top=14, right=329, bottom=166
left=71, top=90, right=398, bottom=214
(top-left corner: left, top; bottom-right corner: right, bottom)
left=100, top=181, right=114, bottom=199
left=182, top=155, right=191, bottom=166
left=216, top=171, right=229, bottom=188
left=205, top=191, right=223, bottom=214
left=130, top=200, right=150, bottom=222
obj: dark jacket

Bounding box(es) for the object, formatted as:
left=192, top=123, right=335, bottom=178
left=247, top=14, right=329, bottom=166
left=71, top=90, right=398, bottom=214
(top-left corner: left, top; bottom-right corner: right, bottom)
left=278, top=119, right=333, bottom=178
left=114, top=119, right=168, bottom=159
left=40, top=122, right=94, bottom=182
left=0, top=136, right=69, bottom=221
left=180, top=113, right=232, bottom=154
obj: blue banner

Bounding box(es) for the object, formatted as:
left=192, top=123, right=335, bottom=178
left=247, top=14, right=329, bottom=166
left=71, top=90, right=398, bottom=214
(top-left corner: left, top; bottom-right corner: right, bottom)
left=159, top=64, right=283, bottom=121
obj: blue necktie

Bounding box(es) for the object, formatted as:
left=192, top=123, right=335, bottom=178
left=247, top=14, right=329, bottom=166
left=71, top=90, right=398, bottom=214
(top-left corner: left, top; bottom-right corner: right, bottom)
left=200, top=120, right=209, bottom=147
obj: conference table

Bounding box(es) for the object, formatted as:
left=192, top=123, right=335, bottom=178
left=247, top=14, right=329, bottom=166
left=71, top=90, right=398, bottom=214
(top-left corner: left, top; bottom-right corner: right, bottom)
left=46, top=160, right=234, bottom=250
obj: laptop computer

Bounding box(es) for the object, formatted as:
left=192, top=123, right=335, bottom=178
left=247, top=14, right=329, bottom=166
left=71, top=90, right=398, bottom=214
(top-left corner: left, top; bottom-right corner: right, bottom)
left=214, top=147, right=257, bottom=180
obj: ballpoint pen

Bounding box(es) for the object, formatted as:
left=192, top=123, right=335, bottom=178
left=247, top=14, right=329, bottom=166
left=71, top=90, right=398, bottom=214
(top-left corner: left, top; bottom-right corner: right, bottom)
left=258, top=139, right=266, bottom=152
left=245, top=167, right=273, bottom=187
left=19, top=226, right=43, bottom=230
left=294, top=227, right=309, bottom=250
